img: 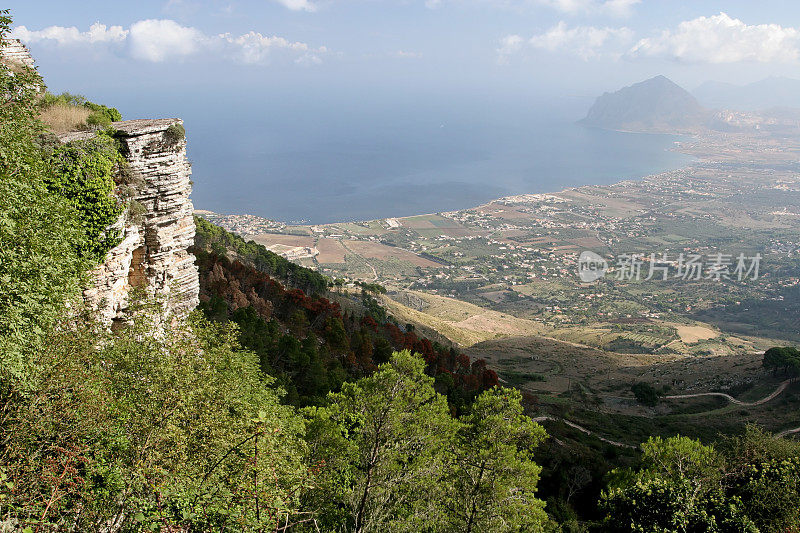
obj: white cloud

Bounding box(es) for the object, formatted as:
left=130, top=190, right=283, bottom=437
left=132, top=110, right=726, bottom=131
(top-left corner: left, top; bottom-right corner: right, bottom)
left=11, top=22, right=128, bottom=46
left=12, top=19, right=327, bottom=65
left=502, top=22, right=632, bottom=61
left=629, top=12, right=800, bottom=63
left=496, top=34, right=523, bottom=64
left=128, top=19, right=206, bottom=62
left=220, top=31, right=325, bottom=64
left=272, top=0, right=317, bottom=11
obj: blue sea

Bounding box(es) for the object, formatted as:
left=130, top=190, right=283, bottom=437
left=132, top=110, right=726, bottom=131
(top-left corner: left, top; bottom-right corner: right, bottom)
left=153, top=92, right=693, bottom=224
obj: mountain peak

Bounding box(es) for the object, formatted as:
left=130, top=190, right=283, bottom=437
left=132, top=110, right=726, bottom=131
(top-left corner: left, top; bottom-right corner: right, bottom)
left=582, top=76, right=707, bottom=133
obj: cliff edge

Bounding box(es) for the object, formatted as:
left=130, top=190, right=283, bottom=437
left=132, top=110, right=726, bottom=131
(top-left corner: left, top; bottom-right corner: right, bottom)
left=2, top=39, right=199, bottom=325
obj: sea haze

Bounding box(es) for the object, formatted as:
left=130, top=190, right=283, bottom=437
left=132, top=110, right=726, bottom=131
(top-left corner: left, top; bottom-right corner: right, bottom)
left=182, top=92, right=692, bottom=224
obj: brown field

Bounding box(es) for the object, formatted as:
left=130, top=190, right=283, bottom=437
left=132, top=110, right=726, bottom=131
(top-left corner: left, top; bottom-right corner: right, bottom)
left=344, top=240, right=440, bottom=267
left=386, top=290, right=546, bottom=344
left=569, top=236, right=607, bottom=249
left=465, top=333, right=765, bottom=398
left=673, top=324, right=720, bottom=343
left=316, top=238, right=347, bottom=263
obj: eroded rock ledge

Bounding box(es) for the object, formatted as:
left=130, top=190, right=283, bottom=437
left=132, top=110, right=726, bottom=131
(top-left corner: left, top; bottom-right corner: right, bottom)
left=76, top=120, right=200, bottom=326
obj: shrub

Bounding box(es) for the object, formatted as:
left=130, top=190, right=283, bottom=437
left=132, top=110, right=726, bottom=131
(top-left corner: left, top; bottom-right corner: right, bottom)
left=164, top=123, right=186, bottom=146
left=45, top=133, right=125, bottom=263
left=38, top=91, right=121, bottom=132
left=631, top=382, right=660, bottom=406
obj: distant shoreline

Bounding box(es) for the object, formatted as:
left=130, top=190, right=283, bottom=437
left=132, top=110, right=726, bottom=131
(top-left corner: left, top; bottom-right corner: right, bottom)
left=196, top=129, right=699, bottom=229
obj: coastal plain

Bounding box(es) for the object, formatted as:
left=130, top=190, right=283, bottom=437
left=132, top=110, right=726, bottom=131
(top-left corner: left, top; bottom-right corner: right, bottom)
left=200, top=131, right=800, bottom=442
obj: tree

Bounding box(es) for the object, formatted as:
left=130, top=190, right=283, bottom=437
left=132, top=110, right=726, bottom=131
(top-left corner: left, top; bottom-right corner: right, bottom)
left=601, top=436, right=756, bottom=533
left=763, top=347, right=800, bottom=377
left=443, top=387, right=550, bottom=533
left=721, top=426, right=800, bottom=532
left=631, top=382, right=660, bottom=406
left=304, top=351, right=461, bottom=532
left=0, top=11, right=91, bottom=381
left=0, top=304, right=312, bottom=531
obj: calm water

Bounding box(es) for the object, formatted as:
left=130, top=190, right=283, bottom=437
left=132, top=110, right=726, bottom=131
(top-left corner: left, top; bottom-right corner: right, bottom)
left=181, top=95, right=692, bottom=224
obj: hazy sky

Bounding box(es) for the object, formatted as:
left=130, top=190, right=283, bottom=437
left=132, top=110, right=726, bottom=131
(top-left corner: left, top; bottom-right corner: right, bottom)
left=8, top=0, right=800, bottom=106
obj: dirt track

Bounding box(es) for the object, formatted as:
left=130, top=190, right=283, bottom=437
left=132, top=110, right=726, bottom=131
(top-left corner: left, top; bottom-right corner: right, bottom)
left=664, top=378, right=795, bottom=406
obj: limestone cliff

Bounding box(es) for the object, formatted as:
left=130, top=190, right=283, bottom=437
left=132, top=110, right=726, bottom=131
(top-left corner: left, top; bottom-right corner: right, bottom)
left=63, top=121, right=200, bottom=325
left=0, top=38, right=34, bottom=68
left=2, top=38, right=199, bottom=325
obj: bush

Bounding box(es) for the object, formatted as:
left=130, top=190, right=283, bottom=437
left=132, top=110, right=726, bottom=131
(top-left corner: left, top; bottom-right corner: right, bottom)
left=38, top=91, right=121, bottom=132
left=0, top=306, right=311, bottom=531
left=45, top=133, right=125, bottom=263
left=164, top=123, right=186, bottom=146
left=631, top=382, right=660, bottom=406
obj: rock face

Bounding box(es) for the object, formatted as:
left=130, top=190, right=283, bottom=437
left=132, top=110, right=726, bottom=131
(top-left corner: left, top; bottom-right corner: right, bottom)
left=1, top=39, right=199, bottom=324
left=0, top=38, right=34, bottom=68
left=81, top=119, right=200, bottom=326
left=581, top=75, right=709, bottom=133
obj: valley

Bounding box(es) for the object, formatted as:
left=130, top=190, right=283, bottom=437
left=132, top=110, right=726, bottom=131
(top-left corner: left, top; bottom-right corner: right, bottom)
left=200, top=129, right=800, bottom=446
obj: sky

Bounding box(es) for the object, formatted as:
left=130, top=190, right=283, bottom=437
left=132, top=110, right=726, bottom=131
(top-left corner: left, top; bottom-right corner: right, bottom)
left=7, top=0, right=800, bottom=106
left=8, top=1, right=800, bottom=220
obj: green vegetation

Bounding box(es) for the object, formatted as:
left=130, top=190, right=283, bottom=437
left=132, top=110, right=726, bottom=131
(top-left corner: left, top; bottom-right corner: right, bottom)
left=39, top=91, right=122, bottom=129
left=631, top=382, right=661, bottom=407
left=0, top=12, right=112, bottom=379
left=164, top=122, right=186, bottom=145
left=1, top=307, right=309, bottom=530
left=305, top=353, right=551, bottom=532
left=601, top=429, right=800, bottom=532
left=45, top=133, right=125, bottom=262
left=763, top=346, right=800, bottom=377
left=1, top=9, right=799, bottom=531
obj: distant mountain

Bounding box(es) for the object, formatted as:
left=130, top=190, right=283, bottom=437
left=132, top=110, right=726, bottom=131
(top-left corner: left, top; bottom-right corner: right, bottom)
left=581, top=75, right=708, bottom=133
left=693, top=76, right=800, bottom=111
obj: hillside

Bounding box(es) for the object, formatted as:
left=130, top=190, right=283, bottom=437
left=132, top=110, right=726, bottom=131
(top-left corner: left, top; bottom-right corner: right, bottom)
left=3, top=9, right=800, bottom=532
left=580, top=75, right=709, bottom=133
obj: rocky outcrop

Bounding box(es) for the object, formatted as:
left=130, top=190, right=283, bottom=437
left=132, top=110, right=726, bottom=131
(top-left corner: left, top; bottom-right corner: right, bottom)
left=2, top=39, right=199, bottom=324
left=65, top=120, right=199, bottom=326
left=0, top=38, right=34, bottom=68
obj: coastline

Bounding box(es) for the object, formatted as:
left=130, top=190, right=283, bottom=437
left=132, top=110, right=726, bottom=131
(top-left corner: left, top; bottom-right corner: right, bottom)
left=196, top=129, right=704, bottom=233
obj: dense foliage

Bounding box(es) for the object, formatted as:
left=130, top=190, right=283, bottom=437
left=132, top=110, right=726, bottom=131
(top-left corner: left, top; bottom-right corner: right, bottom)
left=0, top=13, right=91, bottom=379
left=601, top=430, right=800, bottom=532
left=1, top=308, right=311, bottom=531
left=763, top=346, right=800, bottom=377
left=305, top=352, right=551, bottom=533
left=44, top=133, right=125, bottom=262
left=192, top=220, right=499, bottom=409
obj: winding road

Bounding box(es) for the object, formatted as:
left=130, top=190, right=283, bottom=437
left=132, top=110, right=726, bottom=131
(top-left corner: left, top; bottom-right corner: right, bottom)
left=530, top=378, right=799, bottom=449
left=532, top=416, right=638, bottom=449
left=663, top=378, right=795, bottom=407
